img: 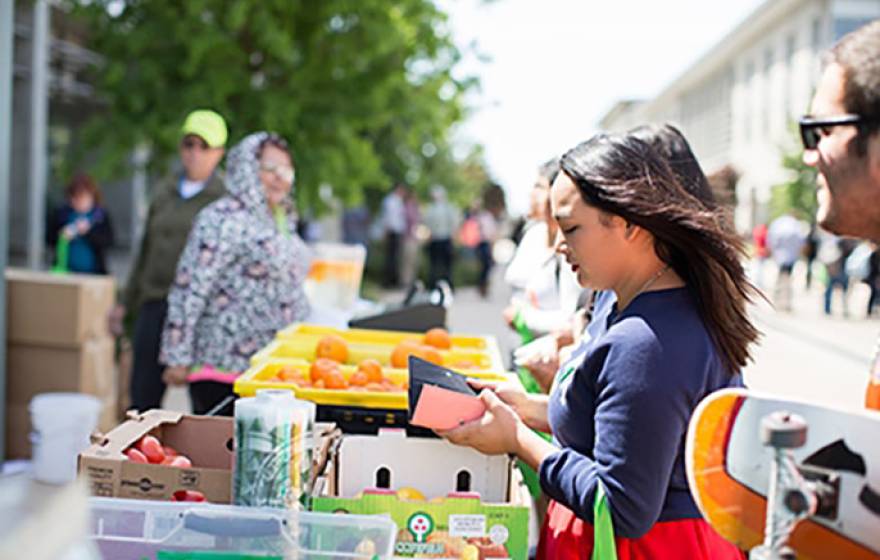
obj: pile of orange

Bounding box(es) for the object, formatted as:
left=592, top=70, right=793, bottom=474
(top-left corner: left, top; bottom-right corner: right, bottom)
left=272, top=356, right=405, bottom=393
left=269, top=329, right=460, bottom=392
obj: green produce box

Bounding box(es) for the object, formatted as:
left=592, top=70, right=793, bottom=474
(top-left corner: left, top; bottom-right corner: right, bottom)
left=310, top=429, right=530, bottom=559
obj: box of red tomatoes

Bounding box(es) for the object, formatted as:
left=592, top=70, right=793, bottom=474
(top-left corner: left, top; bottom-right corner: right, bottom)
left=78, top=409, right=234, bottom=503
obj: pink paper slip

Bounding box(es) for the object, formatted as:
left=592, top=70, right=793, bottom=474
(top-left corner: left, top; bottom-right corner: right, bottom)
left=410, top=384, right=487, bottom=431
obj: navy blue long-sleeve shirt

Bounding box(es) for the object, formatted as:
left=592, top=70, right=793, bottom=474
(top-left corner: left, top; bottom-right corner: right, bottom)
left=540, top=287, right=741, bottom=538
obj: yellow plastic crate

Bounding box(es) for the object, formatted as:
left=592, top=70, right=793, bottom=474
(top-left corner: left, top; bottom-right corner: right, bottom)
left=259, top=323, right=505, bottom=373
left=278, top=323, right=490, bottom=350
left=233, top=358, right=512, bottom=410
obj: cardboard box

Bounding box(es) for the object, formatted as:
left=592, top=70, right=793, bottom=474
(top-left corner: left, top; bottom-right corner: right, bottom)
left=79, top=410, right=234, bottom=503
left=311, top=429, right=530, bottom=559
left=5, top=395, right=119, bottom=460
left=6, top=268, right=115, bottom=348
left=6, top=337, right=116, bottom=404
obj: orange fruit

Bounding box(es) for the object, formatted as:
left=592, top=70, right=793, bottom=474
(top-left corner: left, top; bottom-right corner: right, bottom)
left=365, top=382, right=385, bottom=392
left=417, top=345, right=444, bottom=366
left=310, top=358, right=340, bottom=383
left=452, top=360, right=476, bottom=370
left=390, top=341, right=421, bottom=368
left=279, top=365, right=306, bottom=383
left=423, top=328, right=452, bottom=350
left=313, top=379, right=325, bottom=389
left=357, top=359, right=384, bottom=383
left=323, top=370, right=348, bottom=390
left=349, top=370, right=368, bottom=386
left=315, top=335, right=349, bottom=363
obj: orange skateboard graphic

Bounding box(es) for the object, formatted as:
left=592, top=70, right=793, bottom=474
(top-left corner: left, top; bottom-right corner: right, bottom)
left=685, top=388, right=880, bottom=559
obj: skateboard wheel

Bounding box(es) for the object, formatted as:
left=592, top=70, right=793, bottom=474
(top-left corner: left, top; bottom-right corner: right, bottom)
left=783, top=489, right=810, bottom=514
left=760, top=411, right=807, bottom=448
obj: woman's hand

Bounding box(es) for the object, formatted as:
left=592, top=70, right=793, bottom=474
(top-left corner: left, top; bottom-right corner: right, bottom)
left=468, top=379, right=550, bottom=433
left=523, top=351, right=559, bottom=393
left=436, top=390, right=524, bottom=456
left=162, top=365, right=190, bottom=386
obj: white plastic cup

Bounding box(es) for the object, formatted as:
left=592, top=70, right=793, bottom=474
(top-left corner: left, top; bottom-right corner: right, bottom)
left=29, top=392, right=101, bottom=484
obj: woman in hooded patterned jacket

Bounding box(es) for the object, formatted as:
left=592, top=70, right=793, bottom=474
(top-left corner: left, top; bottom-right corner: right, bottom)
left=160, top=132, right=311, bottom=414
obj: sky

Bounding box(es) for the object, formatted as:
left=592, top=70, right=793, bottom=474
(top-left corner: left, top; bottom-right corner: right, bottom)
left=440, top=0, right=766, bottom=214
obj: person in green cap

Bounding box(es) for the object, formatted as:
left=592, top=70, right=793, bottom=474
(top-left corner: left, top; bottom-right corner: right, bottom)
left=109, top=109, right=228, bottom=413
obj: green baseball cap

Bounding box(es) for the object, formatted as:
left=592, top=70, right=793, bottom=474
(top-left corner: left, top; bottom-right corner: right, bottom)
left=181, top=109, right=228, bottom=148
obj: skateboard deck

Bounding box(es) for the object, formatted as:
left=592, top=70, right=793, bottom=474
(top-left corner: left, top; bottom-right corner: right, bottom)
left=685, top=388, right=880, bottom=559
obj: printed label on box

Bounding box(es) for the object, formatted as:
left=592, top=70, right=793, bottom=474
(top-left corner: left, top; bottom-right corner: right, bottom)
left=449, top=514, right=487, bottom=538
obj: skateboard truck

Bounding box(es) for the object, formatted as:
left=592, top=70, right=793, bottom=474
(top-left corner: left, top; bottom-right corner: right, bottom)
left=750, top=411, right=837, bottom=560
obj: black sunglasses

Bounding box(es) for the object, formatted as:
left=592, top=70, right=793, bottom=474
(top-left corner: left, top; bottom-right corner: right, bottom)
left=799, top=114, right=877, bottom=150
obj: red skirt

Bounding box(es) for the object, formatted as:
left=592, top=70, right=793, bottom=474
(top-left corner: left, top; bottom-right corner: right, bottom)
left=537, top=500, right=746, bottom=560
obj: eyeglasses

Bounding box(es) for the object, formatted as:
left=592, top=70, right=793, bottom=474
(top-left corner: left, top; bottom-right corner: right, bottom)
left=181, top=137, right=209, bottom=151
left=799, top=114, right=877, bottom=150
left=259, top=162, right=295, bottom=184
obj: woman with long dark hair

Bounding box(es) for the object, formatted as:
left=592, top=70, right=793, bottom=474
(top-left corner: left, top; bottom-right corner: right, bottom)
left=438, top=132, right=758, bottom=559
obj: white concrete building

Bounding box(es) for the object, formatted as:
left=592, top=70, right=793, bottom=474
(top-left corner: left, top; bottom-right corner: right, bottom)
left=598, top=0, right=880, bottom=232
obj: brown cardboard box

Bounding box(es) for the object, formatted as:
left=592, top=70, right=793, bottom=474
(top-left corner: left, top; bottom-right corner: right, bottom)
left=79, top=410, right=234, bottom=503
left=5, top=268, right=115, bottom=348
left=6, top=337, right=116, bottom=404
left=5, top=395, right=119, bottom=460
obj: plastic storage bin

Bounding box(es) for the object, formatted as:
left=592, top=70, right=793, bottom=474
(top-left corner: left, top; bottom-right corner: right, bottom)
left=304, top=243, right=367, bottom=311
left=88, top=497, right=395, bottom=559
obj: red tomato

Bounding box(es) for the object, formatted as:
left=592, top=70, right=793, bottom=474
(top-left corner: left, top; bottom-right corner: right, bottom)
left=169, top=455, right=192, bottom=468
left=137, top=435, right=166, bottom=464
left=125, top=448, right=148, bottom=463
left=172, top=490, right=206, bottom=502
left=163, top=445, right=179, bottom=457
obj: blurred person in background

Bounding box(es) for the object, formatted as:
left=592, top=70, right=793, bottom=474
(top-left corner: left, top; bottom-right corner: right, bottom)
left=110, top=110, right=228, bottom=412
left=751, top=222, right=770, bottom=289
left=160, top=132, right=311, bottom=415
left=424, top=185, right=460, bottom=290
left=503, top=158, right=583, bottom=392
left=818, top=233, right=856, bottom=317
left=400, top=186, right=422, bottom=287
left=767, top=212, right=807, bottom=312
left=380, top=183, right=407, bottom=288
left=46, top=173, right=114, bottom=274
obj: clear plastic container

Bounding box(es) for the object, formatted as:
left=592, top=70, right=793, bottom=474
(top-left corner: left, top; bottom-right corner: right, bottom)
left=88, top=497, right=395, bottom=559
left=304, top=243, right=366, bottom=311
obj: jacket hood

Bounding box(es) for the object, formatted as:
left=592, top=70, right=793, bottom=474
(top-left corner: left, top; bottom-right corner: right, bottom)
left=225, top=131, right=294, bottom=214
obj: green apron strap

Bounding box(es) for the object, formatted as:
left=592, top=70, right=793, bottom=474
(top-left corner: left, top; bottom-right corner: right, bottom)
left=592, top=482, right=617, bottom=560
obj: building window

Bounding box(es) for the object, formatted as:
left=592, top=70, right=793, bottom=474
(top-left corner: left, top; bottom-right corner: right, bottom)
left=744, top=60, right=754, bottom=141
left=764, top=47, right=774, bottom=136
left=812, top=17, right=822, bottom=51
left=785, top=34, right=796, bottom=119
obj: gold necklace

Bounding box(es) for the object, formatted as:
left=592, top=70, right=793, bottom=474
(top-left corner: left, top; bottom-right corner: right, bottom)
left=622, top=264, right=670, bottom=310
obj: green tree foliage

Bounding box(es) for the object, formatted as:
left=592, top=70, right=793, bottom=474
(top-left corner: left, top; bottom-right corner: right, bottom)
left=769, top=127, right=818, bottom=221
left=63, top=0, right=489, bottom=212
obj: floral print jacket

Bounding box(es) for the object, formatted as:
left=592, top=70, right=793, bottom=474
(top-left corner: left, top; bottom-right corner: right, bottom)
left=160, top=132, right=311, bottom=373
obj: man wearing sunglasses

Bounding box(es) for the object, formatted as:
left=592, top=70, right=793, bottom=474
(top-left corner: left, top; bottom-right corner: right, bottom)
left=109, top=109, right=228, bottom=413
left=802, top=20, right=880, bottom=415
left=801, top=20, right=880, bottom=241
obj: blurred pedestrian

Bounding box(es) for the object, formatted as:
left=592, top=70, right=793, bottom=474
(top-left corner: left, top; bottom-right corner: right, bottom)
left=424, top=185, right=460, bottom=290
left=475, top=204, right=498, bottom=298
left=46, top=173, right=114, bottom=274
left=111, top=109, right=228, bottom=413
left=342, top=205, right=370, bottom=247
left=767, top=212, right=807, bottom=311
left=818, top=234, right=856, bottom=317
left=751, top=222, right=770, bottom=289
left=380, top=183, right=407, bottom=288
left=161, top=132, right=311, bottom=414
left=866, top=245, right=880, bottom=317
left=804, top=223, right=820, bottom=289
left=400, top=186, right=422, bottom=287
